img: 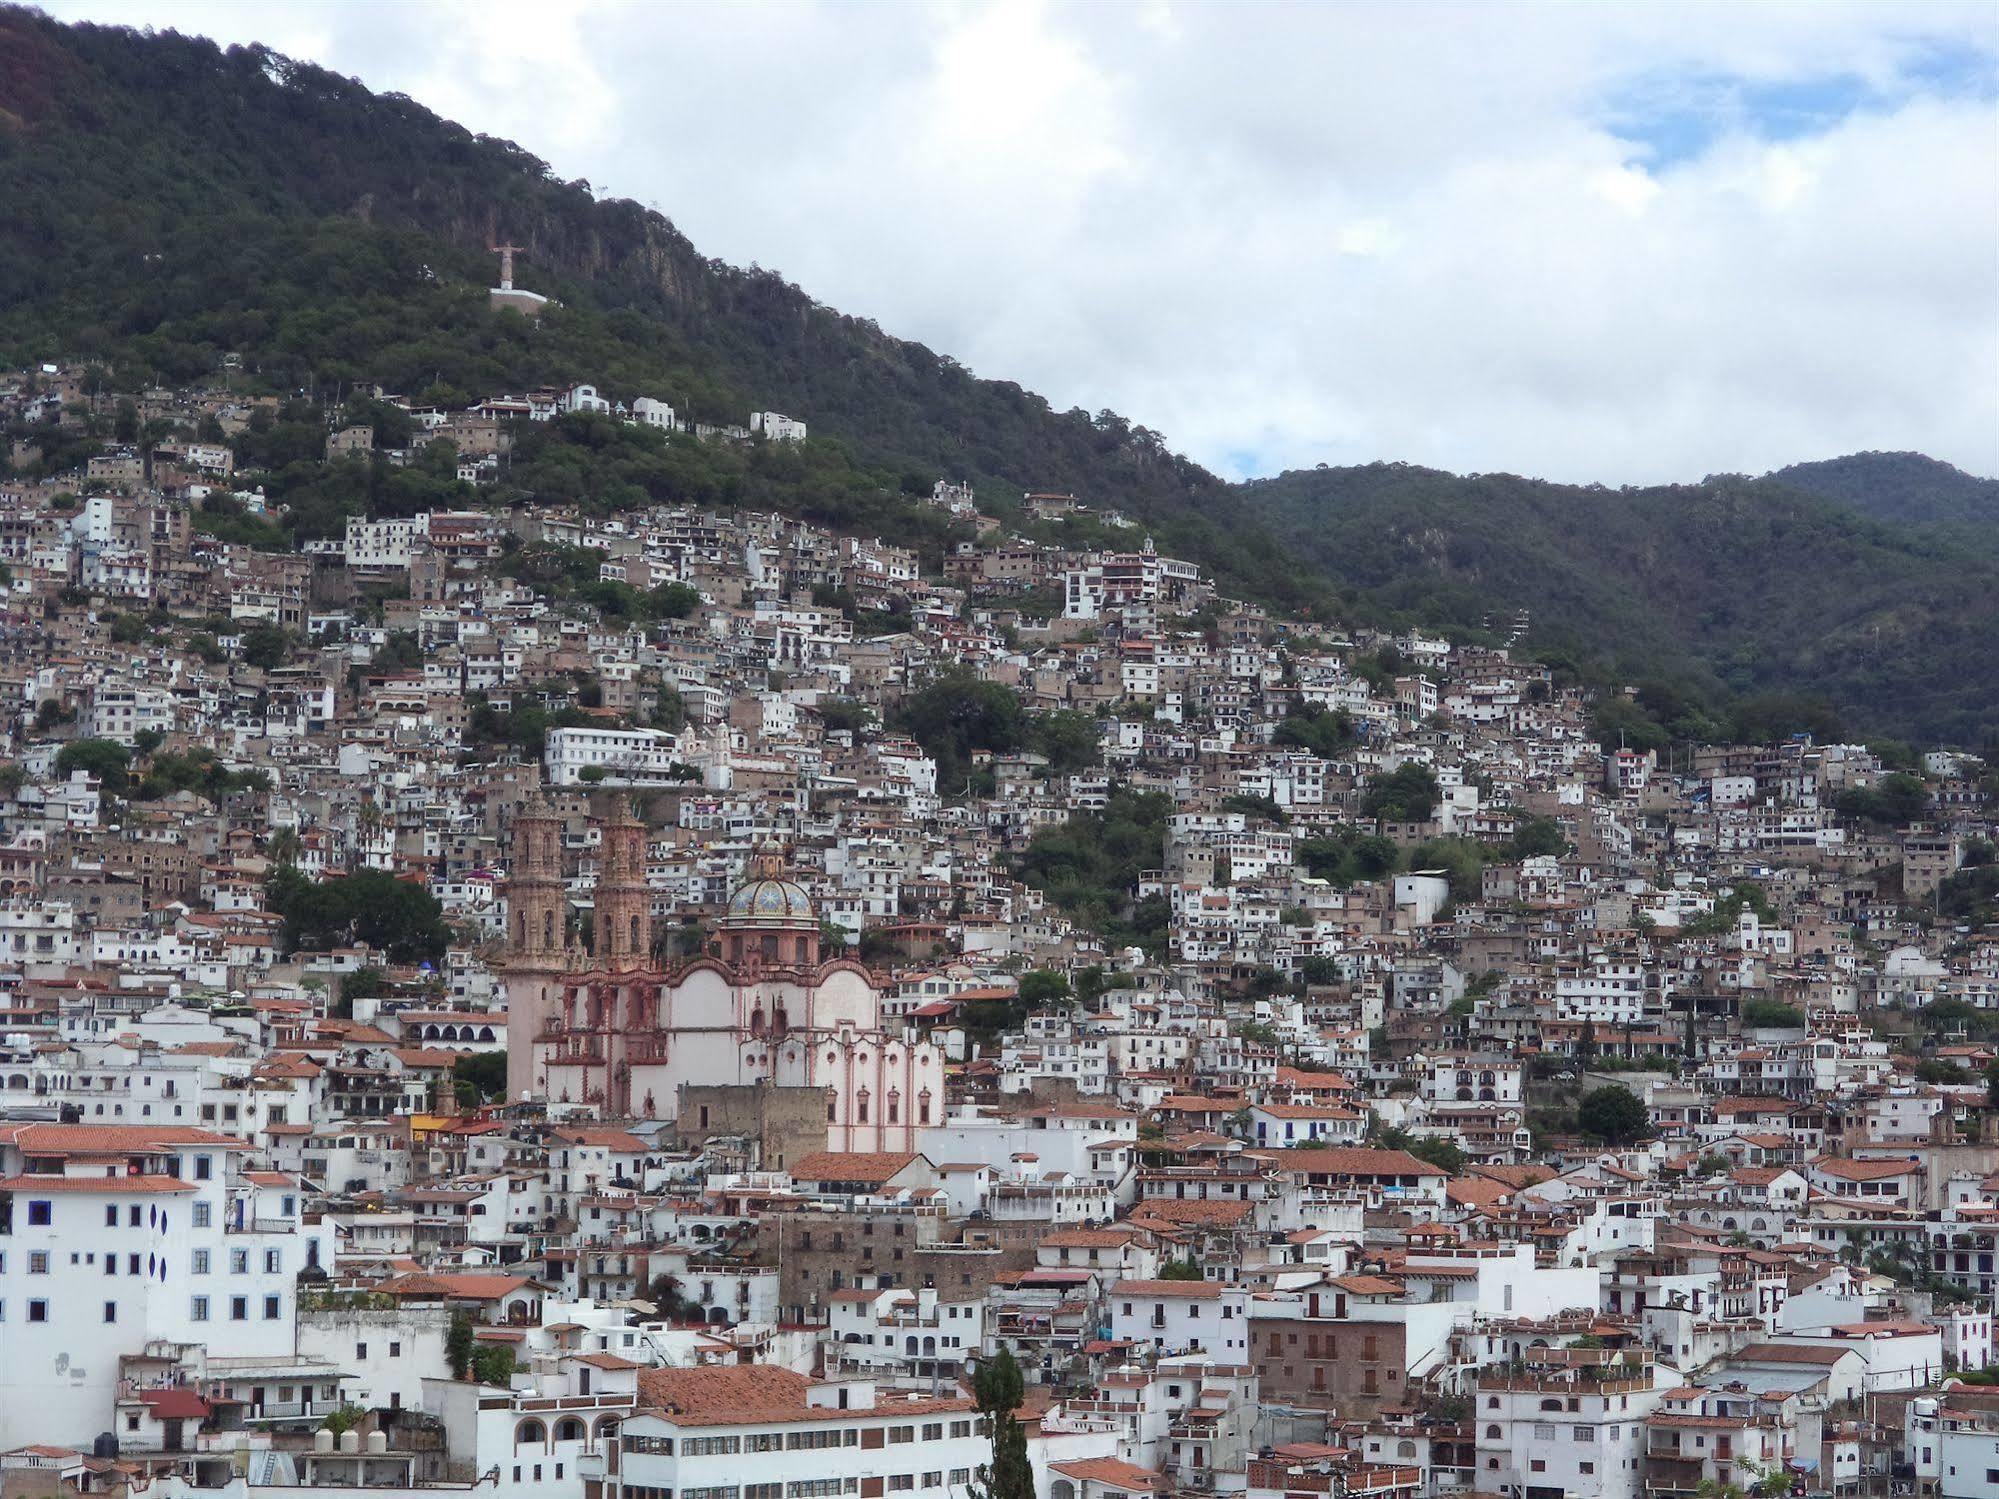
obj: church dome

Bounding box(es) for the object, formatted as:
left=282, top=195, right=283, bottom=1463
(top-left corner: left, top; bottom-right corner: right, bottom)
left=724, top=843, right=815, bottom=923
left=727, top=876, right=815, bottom=921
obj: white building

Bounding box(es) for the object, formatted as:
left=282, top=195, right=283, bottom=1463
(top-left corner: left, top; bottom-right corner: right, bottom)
left=1109, top=1278, right=1251, bottom=1360
left=545, top=726, right=684, bottom=786
left=0, top=1121, right=333, bottom=1448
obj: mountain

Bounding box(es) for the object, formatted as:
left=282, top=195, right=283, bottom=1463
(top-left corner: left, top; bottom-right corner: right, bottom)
left=1232, top=463, right=1999, bottom=746
left=1, top=10, right=1993, bottom=746
left=1767, top=452, right=1999, bottom=552
left=0, top=8, right=1324, bottom=608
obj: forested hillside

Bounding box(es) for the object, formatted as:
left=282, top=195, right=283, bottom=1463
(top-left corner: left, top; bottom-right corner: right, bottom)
left=0, top=9, right=1312, bottom=606
left=1234, top=464, right=1999, bottom=746
left=1768, top=452, right=1999, bottom=553
left=1, top=9, right=1993, bottom=745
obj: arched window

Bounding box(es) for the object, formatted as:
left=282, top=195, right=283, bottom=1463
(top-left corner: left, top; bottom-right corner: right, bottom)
left=1398, top=1441, right=1417, bottom=1459
left=750, top=1006, right=766, bottom=1037
left=542, top=910, right=555, bottom=950
left=761, top=934, right=779, bottom=962
left=918, top=1088, right=932, bottom=1125
left=1485, top=1425, right=1502, bottom=1439
left=887, top=1090, right=900, bottom=1125
left=630, top=914, right=641, bottom=953
left=555, top=1418, right=586, bottom=1443
left=856, top=1088, right=870, bottom=1125
left=516, top=1419, right=546, bottom=1448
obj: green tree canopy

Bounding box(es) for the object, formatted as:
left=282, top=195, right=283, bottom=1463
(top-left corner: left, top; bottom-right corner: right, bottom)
left=1578, top=1084, right=1652, bottom=1145
left=1362, top=763, right=1440, bottom=822
left=54, top=737, right=131, bottom=792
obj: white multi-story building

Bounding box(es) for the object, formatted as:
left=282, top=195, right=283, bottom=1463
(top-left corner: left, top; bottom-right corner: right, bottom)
left=0, top=1121, right=334, bottom=1448
left=344, top=514, right=423, bottom=572
left=1474, top=1350, right=1663, bottom=1499
left=1110, top=1278, right=1251, bottom=1360
left=545, top=726, right=684, bottom=786
left=596, top=1370, right=1046, bottom=1499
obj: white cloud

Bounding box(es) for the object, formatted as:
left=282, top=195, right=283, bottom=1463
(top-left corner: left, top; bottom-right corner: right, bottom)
left=47, top=0, right=1999, bottom=483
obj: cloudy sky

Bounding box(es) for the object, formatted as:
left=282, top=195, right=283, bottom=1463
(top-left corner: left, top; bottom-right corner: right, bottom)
left=51, top=0, right=1999, bottom=483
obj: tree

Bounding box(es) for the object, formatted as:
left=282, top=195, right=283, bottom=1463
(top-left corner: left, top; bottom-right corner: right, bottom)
left=446, top=1311, right=474, bottom=1379
left=1016, top=970, right=1072, bottom=1009
left=967, top=1348, right=1032, bottom=1499
left=1741, top=999, right=1804, bottom=1029
left=1578, top=1084, right=1652, bottom=1145
left=265, top=866, right=451, bottom=962
left=1362, top=763, right=1440, bottom=823
left=54, top=737, right=131, bottom=793
left=240, top=623, right=295, bottom=670
left=1158, top=1259, right=1204, bottom=1281
left=1408, top=1135, right=1467, bottom=1174
left=321, top=1404, right=367, bottom=1438
left=1509, top=816, right=1567, bottom=860
left=453, top=1050, right=509, bottom=1105
left=894, top=668, right=1029, bottom=791
left=1031, top=709, right=1103, bottom=773
left=471, top=1344, right=517, bottom=1386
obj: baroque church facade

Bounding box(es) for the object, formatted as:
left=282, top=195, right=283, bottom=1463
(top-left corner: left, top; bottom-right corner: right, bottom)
left=501, top=798, right=943, bottom=1153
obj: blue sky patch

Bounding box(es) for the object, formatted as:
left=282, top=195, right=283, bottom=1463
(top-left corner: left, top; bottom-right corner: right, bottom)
left=1605, top=38, right=1998, bottom=166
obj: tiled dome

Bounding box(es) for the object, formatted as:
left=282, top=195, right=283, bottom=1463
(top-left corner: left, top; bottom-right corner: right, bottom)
left=724, top=842, right=815, bottom=923
left=727, top=876, right=815, bottom=920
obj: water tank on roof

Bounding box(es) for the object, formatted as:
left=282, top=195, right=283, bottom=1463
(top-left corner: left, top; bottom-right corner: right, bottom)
left=339, top=1430, right=361, bottom=1455
left=366, top=1431, right=388, bottom=1454
left=314, top=1428, right=335, bottom=1454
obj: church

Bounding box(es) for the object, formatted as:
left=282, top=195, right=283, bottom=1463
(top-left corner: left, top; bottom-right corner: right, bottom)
left=501, top=798, right=943, bottom=1153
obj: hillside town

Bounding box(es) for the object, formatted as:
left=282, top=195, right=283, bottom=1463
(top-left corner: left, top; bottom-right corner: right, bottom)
left=3, top=360, right=1999, bottom=1499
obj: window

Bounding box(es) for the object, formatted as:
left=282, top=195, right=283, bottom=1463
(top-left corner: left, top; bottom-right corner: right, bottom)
left=265, top=1250, right=281, bottom=1273
left=1574, top=1427, right=1594, bottom=1442
left=230, top=1297, right=248, bottom=1321
left=390, top=1341, right=401, bottom=1358
left=194, top=1155, right=212, bottom=1180
left=28, top=1300, right=47, bottom=1323
left=192, top=1249, right=210, bottom=1275
left=193, top=1202, right=211, bottom=1228
left=681, top=1437, right=742, bottom=1457
left=106, top=1204, right=119, bottom=1227
left=1534, top=1425, right=1556, bottom=1441
left=231, top=1249, right=249, bottom=1274
left=28, top=1252, right=47, bottom=1275
left=103, top=1301, right=117, bottom=1323
left=26, top=1201, right=50, bottom=1226
left=192, top=1296, right=210, bottom=1322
